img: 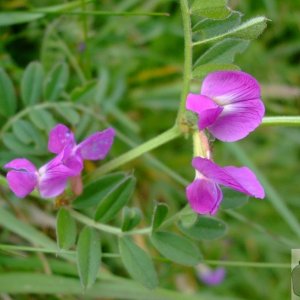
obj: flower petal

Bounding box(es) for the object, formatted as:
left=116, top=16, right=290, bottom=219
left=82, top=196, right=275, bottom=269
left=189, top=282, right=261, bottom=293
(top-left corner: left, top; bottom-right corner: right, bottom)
left=48, top=124, right=75, bottom=154
left=4, top=158, right=37, bottom=172
left=186, top=178, right=223, bottom=215
left=7, top=170, right=37, bottom=198
left=76, top=128, right=115, bottom=160
left=208, top=98, right=265, bottom=142
left=192, top=157, right=265, bottom=199
left=186, top=93, right=224, bottom=130
left=197, top=264, right=226, bottom=286
left=39, top=175, right=68, bottom=198
left=201, top=71, right=261, bottom=105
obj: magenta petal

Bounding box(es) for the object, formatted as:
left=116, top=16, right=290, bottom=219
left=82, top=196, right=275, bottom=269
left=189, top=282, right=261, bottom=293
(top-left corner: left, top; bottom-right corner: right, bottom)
left=76, top=128, right=115, bottom=160
left=39, top=176, right=68, bottom=198
left=48, top=124, right=75, bottom=154
left=208, top=98, right=265, bottom=142
left=186, top=178, right=223, bottom=215
left=201, top=71, right=261, bottom=105
left=5, top=158, right=37, bottom=172
left=197, top=265, right=226, bottom=286
left=192, top=157, right=265, bottom=199
left=6, top=170, right=37, bottom=198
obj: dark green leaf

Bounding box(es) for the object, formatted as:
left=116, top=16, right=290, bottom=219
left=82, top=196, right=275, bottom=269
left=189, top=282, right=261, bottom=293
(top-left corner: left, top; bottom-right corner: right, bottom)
left=122, top=207, right=142, bottom=232
left=0, top=68, right=16, bottom=117
left=151, top=232, right=202, bottom=266
left=44, top=62, right=69, bottom=101
left=21, top=62, right=44, bottom=106
left=70, top=80, right=97, bottom=103
left=191, top=0, right=231, bottom=19
left=151, top=202, right=168, bottom=233
left=221, top=189, right=249, bottom=209
left=194, top=38, right=249, bottom=68
left=178, top=216, right=227, bottom=240
left=193, top=63, right=240, bottom=79
left=72, top=172, right=126, bottom=209
left=119, top=236, right=158, bottom=289
left=28, top=109, right=56, bottom=131
left=56, top=208, right=77, bottom=250
left=55, top=106, right=80, bottom=125
left=77, top=227, right=101, bottom=289
left=179, top=206, right=198, bottom=228
left=0, top=12, right=44, bottom=27
left=94, top=176, right=136, bottom=222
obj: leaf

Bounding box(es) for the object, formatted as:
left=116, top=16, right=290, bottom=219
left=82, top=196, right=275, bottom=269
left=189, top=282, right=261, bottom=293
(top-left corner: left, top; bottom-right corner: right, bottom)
left=72, top=172, right=126, bottom=209
left=178, top=216, right=227, bottom=240
left=221, top=189, right=249, bottom=209
left=193, top=11, right=242, bottom=36
left=0, top=12, right=44, bottom=27
left=55, top=106, right=80, bottom=125
left=191, top=0, right=231, bottom=19
left=77, top=227, right=101, bottom=289
left=122, top=207, right=142, bottom=232
left=44, top=62, right=69, bottom=101
left=192, top=63, right=240, bottom=79
left=21, top=62, right=44, bottom=106
left=0, top=68, right=16, bottom=117
left=150, top=232, right=202, bottom=266
left=28, top=109, right=56, bottom=131
left=194, top=38, right=249, bottom=68
left=151, top=202, right=168, bottom=233
left=56, top=208, right=77, bottom=250
left=179, top=206, right=198, bottom=228
left=119, top=236, right=158, bottom=289
left=70, top=80, right=97, bottom=103
left=193, top=16, right=268, bottom=47
left=94, top=176, right=136, bottom=222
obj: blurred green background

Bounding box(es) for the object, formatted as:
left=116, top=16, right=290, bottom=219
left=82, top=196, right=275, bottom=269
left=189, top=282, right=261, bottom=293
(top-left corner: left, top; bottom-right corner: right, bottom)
left=0, top=0, right=299, bottom=299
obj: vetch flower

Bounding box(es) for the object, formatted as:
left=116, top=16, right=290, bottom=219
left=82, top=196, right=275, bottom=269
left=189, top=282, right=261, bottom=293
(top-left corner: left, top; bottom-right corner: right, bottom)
left=186, top=157, right=265, bottom=215
left=196, top=264, right=226, bottom=286
left=186, top=71, right=265, bottom=142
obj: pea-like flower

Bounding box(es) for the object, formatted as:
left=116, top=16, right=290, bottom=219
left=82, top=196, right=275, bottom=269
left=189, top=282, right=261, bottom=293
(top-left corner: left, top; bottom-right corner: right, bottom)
left=186, top=157, right=265, bottom=215
left=196, top=264, right=226, bottom=286
left=186, top=71, right=265, bottom=142
left=4, top=124, right=115, bottom=198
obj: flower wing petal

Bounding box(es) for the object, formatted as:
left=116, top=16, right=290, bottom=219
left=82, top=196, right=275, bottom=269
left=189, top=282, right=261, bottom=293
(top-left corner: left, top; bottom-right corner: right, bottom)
left=208, top=98, right=265, bottom=142
left=48, top=124, right=75, bottom=154
left=4, top=158, right=37, bottom=172
left=192, top=157, right=265, bottom=198
left=186, top=178, right=223, bottom=215
left=201, top=71, right=261, bottom=105
left=77, top=128, right=115, bottom=160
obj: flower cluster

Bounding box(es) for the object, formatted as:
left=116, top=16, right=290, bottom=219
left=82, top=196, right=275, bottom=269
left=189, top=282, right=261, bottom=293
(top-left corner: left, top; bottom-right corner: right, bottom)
left=5, top=124, right=115, bottom=198
left=186, top=71, right=265, bottom=215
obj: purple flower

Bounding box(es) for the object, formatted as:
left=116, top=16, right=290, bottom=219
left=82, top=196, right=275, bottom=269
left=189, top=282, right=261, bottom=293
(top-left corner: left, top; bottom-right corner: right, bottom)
left=196, top=264, right=226, bottom=286
left=186, top=157, right=265, bottom=215
left=5, top=124, right=115, bottom=198
left=186, top=71, right=265, bottom=142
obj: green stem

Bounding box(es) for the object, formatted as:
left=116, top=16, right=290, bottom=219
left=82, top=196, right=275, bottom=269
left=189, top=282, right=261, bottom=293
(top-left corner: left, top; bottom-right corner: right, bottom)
left=205, top=260, right=289, bottom=269
left=262, top=116, right=300, bottom=126
left=176, top=0, right=193, bottom=124
left=85, top=126, right=181, bottom=182
left=68, top=209, right=151, bottom=236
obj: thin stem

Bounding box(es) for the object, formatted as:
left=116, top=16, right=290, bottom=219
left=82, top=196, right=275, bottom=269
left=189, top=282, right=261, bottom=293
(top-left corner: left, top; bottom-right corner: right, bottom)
left=262, top=116, right=300, bottom=126
left=176, top=0, right=193, bottom=124
left=85, top=126, right=181, bottom=182
left=68, top=209, right=151, bottom=236
left=205, top=260, right=289, bottom=269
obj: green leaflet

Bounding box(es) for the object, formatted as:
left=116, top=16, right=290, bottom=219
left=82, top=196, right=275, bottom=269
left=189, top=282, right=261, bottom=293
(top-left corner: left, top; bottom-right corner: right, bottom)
left=191, top=0, right=231, bottom=19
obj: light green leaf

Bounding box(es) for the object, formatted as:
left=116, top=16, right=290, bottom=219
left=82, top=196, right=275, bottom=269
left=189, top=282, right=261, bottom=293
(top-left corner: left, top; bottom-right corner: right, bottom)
left=56, top=208, right=77, bottom=250
left=193, top=63, right=240, bottom=79
left=194, top=38, right=249, bottom=68
left=21, top=62, right=44, bottom=106
left=77, top=227, right=101, bottom=289
left=55, top=106, right=80, bottom=125
left=70, top=80, right=97, bottom=103
left=191, top=0, right=231, bottom=19
left=193, top=11, right=242, bottom=36
left=119, top=236, right=158, bottom=289
left=72, top=172, right=126, bottom=209
left=94, top=176, right=136, bottom=222
left=178, top=216, right=227, bottom=240
left=151, top=202, right=168, bottom=233
left=179, top=206, right=198, bottom=228
left=0, top=12, right=44, bottom=27
left=221, top=189, right=249, bottom=209
left=193, top=16, right=268, bottom=47
left=151, top=232, right=202, bottom=266
left=44, top=62, right=69, bottom=101
left=28, top=109, right=56, bottom=131
left=0, top=68, right=16, bottom=117
left=122, top=207, right=142, bottom=232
